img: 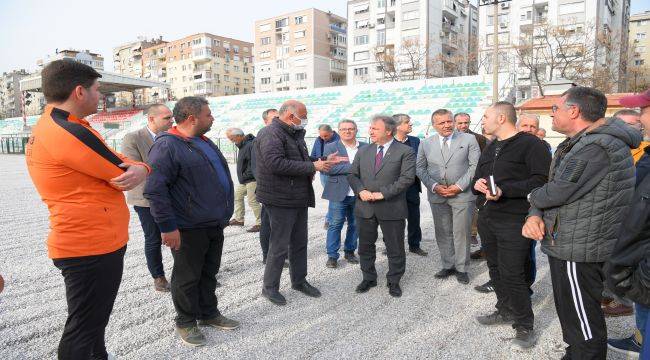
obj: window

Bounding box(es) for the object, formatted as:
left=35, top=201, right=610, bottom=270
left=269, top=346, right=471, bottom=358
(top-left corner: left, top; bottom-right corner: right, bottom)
left=193, top=38, right=201, bottom=45
left=635, top=59, right=645, bottom=66
left=378, top=0, right=386, bottom=6
left=294, top=44, right=307, bottom=53
left=278, top=73, right=290, bottom=83
left=354, top=35, right=369, bottom=45
left=294, top=30, right=306, bottom=39
left=261, top=77, right=271, bottom=84
left=559, top=1, right=584, bottom=15
left=261, top=37, right=271, bottom=45
left=259, top=23, right=271, bottom=32
left=295, top=73, right=307, bottom=81
left=260, top=51, right=271, bottom=59
left=402, top=11, right=419, bottom=21
left=354, top=67, right=368, bottom=76
left=354, top=51, right=370, bottom=61
left=355, top=20, right=370, bottom=29
left=224, top=75, right=230, bottom=82
left=295, top=16, right=305, bottom=24
left=637, top=32, right=647, bottom=40
left=275, top=18, right=288, bottom=28
left=354, top=4, right=370, bottom=14
left=276, top=59, right=288, bottom=69
left=377, top=30, right=386, bottom=45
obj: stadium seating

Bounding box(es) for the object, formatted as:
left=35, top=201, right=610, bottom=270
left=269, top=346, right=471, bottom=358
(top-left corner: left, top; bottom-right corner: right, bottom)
left=1, top=75, right=498, bottom=154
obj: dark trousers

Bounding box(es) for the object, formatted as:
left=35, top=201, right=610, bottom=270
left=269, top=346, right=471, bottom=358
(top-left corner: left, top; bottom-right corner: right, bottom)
left=53, top=246, right=126, bottom=360
left=478, top=214, right=534, bottom=330
left=406, top=196, right=422, bottom=250
left=357, top=216, right=406, bottom=284
left=171, top=227, right=224, bottom=328
left=259, top=205, right=271, bottom=260
left=133, top=206, right=165, bottom=278
left=263, top=206, right=308, bottom=292
left=548, top=256, right=607, bottom=359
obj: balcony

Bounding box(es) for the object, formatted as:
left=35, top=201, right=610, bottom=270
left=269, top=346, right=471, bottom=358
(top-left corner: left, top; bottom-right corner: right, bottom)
left=442, top=22, right=459, bottom=33
left=194, top=88, right=211, bottom=96
left=193, top=70, right=212, bottom=82
left=330, top=24, right=346, bottom=34
left=441, top=36, right=459, bottom=51
left=193, top=53, right=212, bottom=63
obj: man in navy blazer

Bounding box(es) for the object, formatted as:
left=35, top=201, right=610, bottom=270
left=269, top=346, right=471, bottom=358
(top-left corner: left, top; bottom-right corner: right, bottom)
left=322, top=119, right=367, bottom=268
left=393, top=114, right=427, bottom=256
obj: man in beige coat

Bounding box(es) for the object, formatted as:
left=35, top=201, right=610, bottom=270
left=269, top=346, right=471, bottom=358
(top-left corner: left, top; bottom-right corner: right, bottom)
left=122, top=104, right=173, bottom=291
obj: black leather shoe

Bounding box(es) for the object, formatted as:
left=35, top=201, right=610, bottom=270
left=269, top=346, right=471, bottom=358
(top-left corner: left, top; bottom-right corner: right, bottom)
left=409, top=248, right=428, bottom=256
left=262, top=289, right=286, bottom=306
left=434, top=268, right=456, bottom=279
left=387, top=283, right=402, bottom=297
left=456, top=272, right=470, bottom=284
left=326, top=257, right=337, bottom=268
left=291, top=281, right=321, bottom=298
left=355, top=280, right=377, bottom=293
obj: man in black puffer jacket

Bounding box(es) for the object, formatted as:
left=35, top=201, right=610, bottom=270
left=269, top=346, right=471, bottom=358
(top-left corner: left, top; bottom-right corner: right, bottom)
left=254, top=99, right=345, bottom=306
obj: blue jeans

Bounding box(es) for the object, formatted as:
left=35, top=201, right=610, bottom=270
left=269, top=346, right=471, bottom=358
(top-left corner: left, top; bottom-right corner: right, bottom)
left=637, top=303, right=649, bottom=356
left=326, top=196, right=358, bottom=259
left=134, top=206, right=165, bottom=278
left=320, top=174, right=332, bottom=223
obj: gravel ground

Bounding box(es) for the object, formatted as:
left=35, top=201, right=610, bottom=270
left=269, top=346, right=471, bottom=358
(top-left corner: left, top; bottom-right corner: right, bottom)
left=0, top=154, right=635, bottom=360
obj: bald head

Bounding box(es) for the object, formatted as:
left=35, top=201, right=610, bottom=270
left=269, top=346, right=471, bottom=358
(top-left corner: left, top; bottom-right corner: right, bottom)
left=278, top=100, right=308, bottom=127
left=146, top=103, right=173, bottom=134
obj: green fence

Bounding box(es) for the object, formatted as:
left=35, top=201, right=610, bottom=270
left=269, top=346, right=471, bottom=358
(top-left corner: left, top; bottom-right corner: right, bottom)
left=0, top=135, right=29, bottom=154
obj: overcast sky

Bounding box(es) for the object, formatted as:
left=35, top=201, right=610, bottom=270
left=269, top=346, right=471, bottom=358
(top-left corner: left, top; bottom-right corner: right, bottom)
left=1, top=0, right=649, bottom=74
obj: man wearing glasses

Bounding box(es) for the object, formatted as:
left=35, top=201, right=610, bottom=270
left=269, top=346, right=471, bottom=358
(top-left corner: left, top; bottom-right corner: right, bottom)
left=321, top=120, right=367, bottom=268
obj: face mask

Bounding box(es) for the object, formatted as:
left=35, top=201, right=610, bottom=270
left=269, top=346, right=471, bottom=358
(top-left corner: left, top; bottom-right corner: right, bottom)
left=293, top=115, right=308, bottom=130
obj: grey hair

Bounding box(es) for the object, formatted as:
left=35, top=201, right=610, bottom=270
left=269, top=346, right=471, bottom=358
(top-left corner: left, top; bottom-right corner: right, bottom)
left=226, top=127, right=244, bottom=136
left=338, top=119, right=357, bottom=130
left=562, top=86, right=607, bottom=122
left=173, top=96, right=208, bottom=124
left=371, top=114, right=397, bottom=135
left=392, top=113, right=411, bottom=125
left=278, top=103, right=297, bottom=116
left=318, top=124, right=333, bottom=132
left=262, top=108, right=277, bottom=121
left=453, top=112, right=470, bottom=121
left=519, top=112, right=540, bottom=125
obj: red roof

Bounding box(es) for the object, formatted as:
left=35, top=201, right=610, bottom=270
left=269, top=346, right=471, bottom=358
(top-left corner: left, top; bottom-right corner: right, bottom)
left=517, top=93, right=634, bottom=111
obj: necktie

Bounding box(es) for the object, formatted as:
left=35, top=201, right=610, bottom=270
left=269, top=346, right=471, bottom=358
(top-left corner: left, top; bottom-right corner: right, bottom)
left=375, top=145, right=384, bottom=172
left=442, top=136, right=450, bottom=159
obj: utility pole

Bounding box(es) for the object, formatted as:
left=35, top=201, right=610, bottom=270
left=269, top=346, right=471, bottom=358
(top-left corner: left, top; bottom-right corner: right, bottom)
left=479, top=0, right=511, bottom=103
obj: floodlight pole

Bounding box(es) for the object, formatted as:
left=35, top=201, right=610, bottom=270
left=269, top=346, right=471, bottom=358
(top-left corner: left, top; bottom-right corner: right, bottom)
left=479, top=0, right=511, bottom=103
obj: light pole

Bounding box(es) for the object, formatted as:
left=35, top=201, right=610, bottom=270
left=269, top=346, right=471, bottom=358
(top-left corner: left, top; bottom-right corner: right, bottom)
left=479, top=0, right=511, bottom=103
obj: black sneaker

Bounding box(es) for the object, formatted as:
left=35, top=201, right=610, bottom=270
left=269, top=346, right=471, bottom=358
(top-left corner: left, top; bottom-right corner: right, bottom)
left=474, top=280, right=495, bottom=293
left=513, top=327, right=536, bottom=348
left=607, top=335, right=641, bottom=357
left=262, top=288, right=287, bottom=306
left=326, top=257, right=337, bottom=268
left=409, top=247, right=428, bottom=256
left=476, top=310, right=514, bottom=326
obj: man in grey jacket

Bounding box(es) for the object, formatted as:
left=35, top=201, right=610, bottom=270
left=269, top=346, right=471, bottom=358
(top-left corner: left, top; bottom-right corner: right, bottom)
left=523, top=86, right=642, bottom=359
left=121, top=104, right=173, bottom=292
left=416, top=109, right=480, bottom=284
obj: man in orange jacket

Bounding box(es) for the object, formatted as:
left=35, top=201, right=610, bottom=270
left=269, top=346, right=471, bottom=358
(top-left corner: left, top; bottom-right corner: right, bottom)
left=25, top=59, right=149, bottom=360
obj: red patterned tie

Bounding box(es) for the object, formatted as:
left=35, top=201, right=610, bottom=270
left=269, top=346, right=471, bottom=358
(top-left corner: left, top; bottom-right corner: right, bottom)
left=375, top=145, right=384, bottom=172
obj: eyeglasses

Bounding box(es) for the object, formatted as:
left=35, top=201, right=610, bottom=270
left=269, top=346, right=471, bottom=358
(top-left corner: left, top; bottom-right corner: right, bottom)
left=551, top=105, right=559, bottom=113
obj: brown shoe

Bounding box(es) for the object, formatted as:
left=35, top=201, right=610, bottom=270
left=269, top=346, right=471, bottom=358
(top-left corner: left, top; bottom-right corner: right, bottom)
left=247, top=225, right=261, bottom=233
left=603, top=300, right=634, bottom=317
left=229, top=219, right=244, bottom=226
left=470, top=249, right=486, bottom=260
left=154, top=276, right=170, bottom=292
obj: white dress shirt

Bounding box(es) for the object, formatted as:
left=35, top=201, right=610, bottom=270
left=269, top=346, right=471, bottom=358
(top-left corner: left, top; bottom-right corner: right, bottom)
left=344, top=140, right=361, bottom=197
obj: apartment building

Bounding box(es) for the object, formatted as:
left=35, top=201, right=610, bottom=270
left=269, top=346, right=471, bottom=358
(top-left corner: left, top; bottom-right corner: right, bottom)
left=38, top=49, right=104, bottom=70
left=113, top=37, right=167, bottom=106
left=347, top=0, right=479, bottom=85
left=478, top=0, right=631, bottom=100
left=628, top=11, right=650, bottom=91
left=254, top=8, right=347, bottom=92
left=114, top=33, right=254, bottom=101
left=0, top=70, right=31, bottom=118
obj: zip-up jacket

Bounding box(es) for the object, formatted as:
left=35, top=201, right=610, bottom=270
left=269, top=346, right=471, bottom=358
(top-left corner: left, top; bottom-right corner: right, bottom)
left=144, top=127, right=234, bottom=232
left=26, top=105, right=151, bottom=259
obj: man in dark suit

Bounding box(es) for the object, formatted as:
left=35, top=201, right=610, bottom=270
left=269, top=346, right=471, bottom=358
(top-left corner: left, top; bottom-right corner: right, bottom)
left=121, top=104, right=173, bottom=292
left=393, top=114, right=427, bottom=256
left=322, top=120, right=367, bottom=268
left=348, top=115, right=416, bottom=297
left=455, top=112, right=487, bottom=152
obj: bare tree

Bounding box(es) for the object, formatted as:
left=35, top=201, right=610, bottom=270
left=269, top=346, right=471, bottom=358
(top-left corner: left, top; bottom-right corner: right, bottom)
left=513, top=20, right=624, bottom=96
left=373, top=38, right=429, bottom=81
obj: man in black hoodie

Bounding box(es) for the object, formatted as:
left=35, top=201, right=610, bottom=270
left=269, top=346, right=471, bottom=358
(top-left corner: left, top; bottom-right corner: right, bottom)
left=472, top=101, right=551, bottom=349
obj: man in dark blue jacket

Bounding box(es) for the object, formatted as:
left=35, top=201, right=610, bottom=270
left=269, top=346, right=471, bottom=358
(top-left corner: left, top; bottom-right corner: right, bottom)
left=144, top=96, right=239, bottom=347
left=393, top=114, right=427, bottom=256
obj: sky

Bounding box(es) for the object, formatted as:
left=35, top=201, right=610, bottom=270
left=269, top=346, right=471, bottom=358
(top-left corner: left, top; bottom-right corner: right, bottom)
left=0, top=0, right=649, bottom=74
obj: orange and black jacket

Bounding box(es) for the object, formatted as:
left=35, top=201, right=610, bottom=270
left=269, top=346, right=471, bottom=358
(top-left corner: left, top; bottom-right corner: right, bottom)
left=26, top=105, right=151, bottom=259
